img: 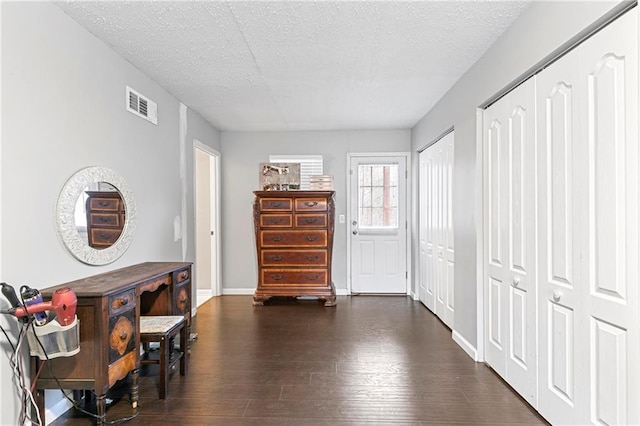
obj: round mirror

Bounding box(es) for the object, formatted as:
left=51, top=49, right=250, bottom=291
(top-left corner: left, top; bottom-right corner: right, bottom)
left=57, top=167, right=137, bottom=265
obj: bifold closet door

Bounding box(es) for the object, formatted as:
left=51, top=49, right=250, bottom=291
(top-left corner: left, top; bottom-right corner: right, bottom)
left=483, top=77, right=537, bottom=406
left=537, top=9, right=638, bottom=425
left=419, top=148, right=435, bottom=312
left=419, top=132, right=454, bottom=328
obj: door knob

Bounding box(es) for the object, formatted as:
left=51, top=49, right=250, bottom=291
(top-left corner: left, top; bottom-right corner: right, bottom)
left=512, top=278, right=520, bottom=288
left=352, top=221, right=357, bottom=226
left=552, top=290, right=562, bottom=302
left=352, top=230, right=358, bottom=235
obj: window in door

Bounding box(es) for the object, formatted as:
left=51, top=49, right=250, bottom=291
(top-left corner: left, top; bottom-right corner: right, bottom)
left=357, top=164, right=398, bottom=229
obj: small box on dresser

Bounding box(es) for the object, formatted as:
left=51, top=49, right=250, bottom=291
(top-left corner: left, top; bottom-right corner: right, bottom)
left=253, top=190, right=336, bottom=307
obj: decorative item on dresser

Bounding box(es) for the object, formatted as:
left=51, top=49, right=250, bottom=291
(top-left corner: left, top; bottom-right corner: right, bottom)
left=85, top=191, right=125, bottom=249
left=31, top=262, right=192, bottom=425
left=253, top=190, right=336, bottom=307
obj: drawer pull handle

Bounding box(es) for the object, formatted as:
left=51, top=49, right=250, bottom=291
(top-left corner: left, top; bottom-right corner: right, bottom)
left=179, top=297, right=188, bottom=304
left=305, top=235, right=318, bottom=241
left=305, top=274, right=319, bottom=281
left=270, top=202, right=281, bottom=208
left=304, top=201, right=318, bottom=207
left=270, top=218, right=283, bottom=224
left=119, top=298, right=128, bottom=306
left=304, top=218, right=317, bottom=224
left=271, top=255, right=283, bottom=261
left=270, top=235, right=283, bottom=241
left=269, top=274, right=284, bottom=281
left=98, top=201, right=110, bottom=207
left=119, top=331, right=128, bottom=341
left=98, top=217, right=110, bottom=223
left=305, top=255, right=319, bottom=261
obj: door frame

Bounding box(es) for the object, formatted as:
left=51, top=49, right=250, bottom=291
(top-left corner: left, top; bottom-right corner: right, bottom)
left=193, top=140, right=221, bottom=305
left=346, top=152, right=411, bottom=295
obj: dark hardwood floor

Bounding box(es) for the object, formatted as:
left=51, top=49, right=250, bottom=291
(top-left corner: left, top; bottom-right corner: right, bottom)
left=52, top=295, right=547, bottom=425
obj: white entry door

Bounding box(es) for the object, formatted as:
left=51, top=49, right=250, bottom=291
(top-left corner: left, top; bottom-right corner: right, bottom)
left=349, top=155, right=408, bottom=294
left=537, top=9, right=638, bottom=425
left=483, top=77, right=537, bottom=406
left=419, top=133, right=454, bottom=328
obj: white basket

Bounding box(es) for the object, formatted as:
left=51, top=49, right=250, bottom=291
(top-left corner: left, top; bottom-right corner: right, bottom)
left=27, top=317, right=80, bottom=360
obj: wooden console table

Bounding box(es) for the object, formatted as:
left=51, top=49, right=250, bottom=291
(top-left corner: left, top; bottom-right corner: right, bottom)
left=32, top=262, right=192, bottom=424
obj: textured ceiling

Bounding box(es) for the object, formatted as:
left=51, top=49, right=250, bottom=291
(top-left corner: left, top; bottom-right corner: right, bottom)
left=55, top=1, right=530, bottom=132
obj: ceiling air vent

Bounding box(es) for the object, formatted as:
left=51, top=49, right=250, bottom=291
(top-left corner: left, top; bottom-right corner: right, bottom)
left=126, top=86, right=158, bottom=125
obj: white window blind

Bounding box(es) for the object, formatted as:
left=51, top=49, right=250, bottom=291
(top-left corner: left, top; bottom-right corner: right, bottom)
left=269, top=155, right=323, bottom=190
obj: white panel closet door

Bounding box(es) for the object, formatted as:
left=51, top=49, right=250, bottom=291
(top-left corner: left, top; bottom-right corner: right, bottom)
left=483, top=77, right=537, bottom=406
left=419, top=132, right=454, bottom=328
left=419, top=149, right=435, bottom=311
left=537, top=9, right=638, bottom=425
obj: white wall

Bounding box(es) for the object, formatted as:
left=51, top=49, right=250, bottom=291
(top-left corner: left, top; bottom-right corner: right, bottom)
left=221, top=130, right=410, bottom=293
left=0, top=2, right=221, bottom=423
left=411, top=0, right=625, bottom=352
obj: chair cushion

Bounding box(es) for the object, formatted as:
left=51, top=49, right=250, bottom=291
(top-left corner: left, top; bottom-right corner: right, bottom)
left=140, top=316, right=185, bottom=334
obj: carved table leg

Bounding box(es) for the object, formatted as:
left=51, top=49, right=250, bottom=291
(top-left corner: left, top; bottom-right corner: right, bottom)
left=34, top=388, right=45, bottom=425
left=96, top=394, right=106, bottom=425
left=131, top=368, right=139, bottom=409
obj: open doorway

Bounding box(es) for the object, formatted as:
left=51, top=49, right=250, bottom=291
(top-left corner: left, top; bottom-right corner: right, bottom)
left=194, top=141, right=221, bottom=306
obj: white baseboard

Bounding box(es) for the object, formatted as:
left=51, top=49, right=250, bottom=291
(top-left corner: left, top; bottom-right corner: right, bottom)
left=221, top=288, right=255, bottom=295
left=452, top=329, right=480, bottom=362
left=44, top=390, right=73, bottom=426
left=197, top=289, right=213, bottom=307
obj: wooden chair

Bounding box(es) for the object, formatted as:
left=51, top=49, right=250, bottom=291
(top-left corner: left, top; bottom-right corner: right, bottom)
left=139, top=316, right=188, bottom=399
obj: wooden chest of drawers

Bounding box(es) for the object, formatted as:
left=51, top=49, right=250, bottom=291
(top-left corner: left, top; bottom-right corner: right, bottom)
left=85, top=191, right=125, bottom=248
left=253, top=191, right=336, bottom=306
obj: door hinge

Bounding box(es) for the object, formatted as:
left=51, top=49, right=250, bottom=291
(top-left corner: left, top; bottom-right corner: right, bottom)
left=350, top=169, right=354, bottom=175
left=406, top=271, right=408, bottom=279
left=405, top=170, right=408, bottom=178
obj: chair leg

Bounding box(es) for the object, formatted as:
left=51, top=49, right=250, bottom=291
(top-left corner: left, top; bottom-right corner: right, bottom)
left=159, top=336, right=168, bottom=399
left=180, top=324, right=188, bottom=377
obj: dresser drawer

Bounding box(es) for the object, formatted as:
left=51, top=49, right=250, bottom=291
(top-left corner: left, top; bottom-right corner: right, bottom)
left=176, top=268, right=190, bottom=283
left=260, top=214, right=293, bottom=228
left=88, top=213, right=122, bottom=228
left=261, top=249, right=328, bottom=267
left=109, top=289, right=136, bottom=315
left=173, top=281, right=190, bottom=315
left=260, top=230, right=327, bottom=247
left=88, top=197, right=122, bottom=212
left=89, top=228, right=123, bottom=246
left=295, top=198, right=327, bottom=212
left=261, top=269, right=328, bottom=286
left=259, top=198, right=293, bottom=211
left=108, top=309, right=136, bottom=364
left=294, top=213, right=327, bottom=228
